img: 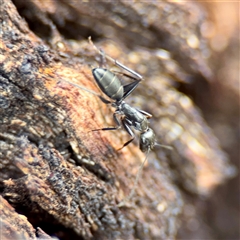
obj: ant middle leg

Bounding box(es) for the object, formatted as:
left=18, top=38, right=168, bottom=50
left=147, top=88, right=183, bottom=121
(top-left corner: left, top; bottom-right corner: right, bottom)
left=92, top=112, right=121, bottom=132
left=117, top=119, right=135, bottom=151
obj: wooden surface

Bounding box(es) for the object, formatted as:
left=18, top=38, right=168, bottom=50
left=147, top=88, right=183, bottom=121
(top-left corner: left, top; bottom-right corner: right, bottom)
left=0, top=0, right=238, bottom=239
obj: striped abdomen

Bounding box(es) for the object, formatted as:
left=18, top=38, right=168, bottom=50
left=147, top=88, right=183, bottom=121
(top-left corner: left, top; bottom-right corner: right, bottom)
left=92, top=68, right=124, bottom=101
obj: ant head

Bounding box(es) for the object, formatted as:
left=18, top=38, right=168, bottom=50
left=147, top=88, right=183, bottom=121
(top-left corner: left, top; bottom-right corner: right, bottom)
left=140, top=129, right=173, bottom=152
left=139, top=128, right=156, bottom=152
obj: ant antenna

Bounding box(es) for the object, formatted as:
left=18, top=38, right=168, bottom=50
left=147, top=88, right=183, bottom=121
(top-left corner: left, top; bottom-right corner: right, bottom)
left=155, top=143, right=173, bottom=151
left=118, top=148, right=150, bottom=207
left=117, top=143, right=172, bottom=207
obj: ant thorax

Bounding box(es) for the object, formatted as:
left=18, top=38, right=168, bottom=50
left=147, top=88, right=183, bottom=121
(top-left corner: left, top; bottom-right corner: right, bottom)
left=120, top=102, right=149, bottom=132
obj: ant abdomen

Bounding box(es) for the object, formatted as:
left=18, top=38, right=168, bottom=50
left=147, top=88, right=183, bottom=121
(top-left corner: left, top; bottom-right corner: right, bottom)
left=92, top=68, right=124, bottom=101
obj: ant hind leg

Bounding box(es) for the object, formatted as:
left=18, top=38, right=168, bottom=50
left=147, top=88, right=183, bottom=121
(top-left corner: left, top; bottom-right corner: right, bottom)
left=88, top=36, right=143, bottom=81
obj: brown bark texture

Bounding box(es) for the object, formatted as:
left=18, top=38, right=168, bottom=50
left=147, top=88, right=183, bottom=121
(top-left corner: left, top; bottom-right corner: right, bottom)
left=0, top=0, right=238, bottom=240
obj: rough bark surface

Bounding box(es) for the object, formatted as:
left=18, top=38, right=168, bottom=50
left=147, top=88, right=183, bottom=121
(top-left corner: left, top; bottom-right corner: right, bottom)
left=0, top=0, right=238, bottom=240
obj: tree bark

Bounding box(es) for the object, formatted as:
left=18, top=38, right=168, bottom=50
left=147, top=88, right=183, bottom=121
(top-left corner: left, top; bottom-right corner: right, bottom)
left=0, top=0, right=236, bottom=239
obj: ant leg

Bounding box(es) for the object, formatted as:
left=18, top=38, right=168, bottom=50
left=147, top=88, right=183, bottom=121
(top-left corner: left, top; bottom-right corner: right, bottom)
left=122, top=81, right=141, bottom=100
left=98, top=49, right=107, bottom=68
left=136, top=109, right=152, bottom=119
left=111, top=70, right=141, bottom=81
left=92, top=112, right=121, bottom=132
left=109, top=70, right=141, bottom=100
left=98, top=96, right=112, bottom=104
left=115, top=61, right=143, bottom=81
left=88, top=36, right=143, bottom=81
left=117, top=119, right=135, bottom=151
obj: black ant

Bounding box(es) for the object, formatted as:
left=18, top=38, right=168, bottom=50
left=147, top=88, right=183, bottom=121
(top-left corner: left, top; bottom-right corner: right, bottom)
left=60, top=37, right=172, bottom=205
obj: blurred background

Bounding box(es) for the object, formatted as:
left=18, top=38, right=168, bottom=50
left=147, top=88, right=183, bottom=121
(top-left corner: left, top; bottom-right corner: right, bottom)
left=11, top=0, right=239, bottom=239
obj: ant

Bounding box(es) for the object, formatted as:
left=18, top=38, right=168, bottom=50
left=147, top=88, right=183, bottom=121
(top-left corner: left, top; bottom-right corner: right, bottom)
left=61, top=37, right=172, bottom=205
left=88, top=37, right=156, bottom=153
